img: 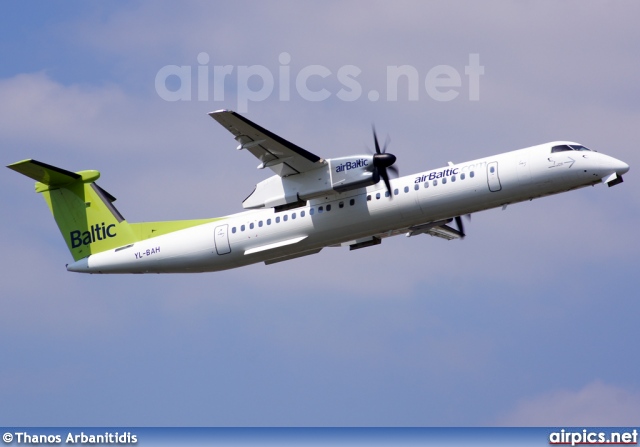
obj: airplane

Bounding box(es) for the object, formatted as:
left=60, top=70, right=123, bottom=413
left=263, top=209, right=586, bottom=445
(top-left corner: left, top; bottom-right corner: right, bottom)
left=8, top=109, right=630, bottom=274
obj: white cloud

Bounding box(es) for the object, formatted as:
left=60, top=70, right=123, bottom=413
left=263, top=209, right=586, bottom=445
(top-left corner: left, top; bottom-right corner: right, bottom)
left=0, top=72, right=199, bottom=154
left=498, top=381, right=640, bottom=426
left=0, top=73, right=118, bottom=145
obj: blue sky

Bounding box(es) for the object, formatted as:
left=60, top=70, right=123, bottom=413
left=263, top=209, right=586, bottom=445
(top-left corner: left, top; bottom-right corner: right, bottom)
left=1, top=1, right=639, bottom=426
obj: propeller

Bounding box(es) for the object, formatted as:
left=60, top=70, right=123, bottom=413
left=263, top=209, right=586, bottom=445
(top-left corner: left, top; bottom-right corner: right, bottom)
left=371, top=126, right=398, bottom=196
left=454, top=214, right=472, bottom=239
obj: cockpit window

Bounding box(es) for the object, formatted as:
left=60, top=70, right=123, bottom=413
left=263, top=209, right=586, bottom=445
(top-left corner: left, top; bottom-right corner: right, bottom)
left=569, top=144, right=593, bottom=151
left=551, top=145, right=573, bottom=153
left=551, top=144, right=594, bottom=153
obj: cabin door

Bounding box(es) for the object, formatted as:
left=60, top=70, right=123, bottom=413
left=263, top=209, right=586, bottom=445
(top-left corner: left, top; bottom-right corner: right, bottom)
left=214, top=224, right=231, bottom=255
left=487, top=161, right=502, bottom=192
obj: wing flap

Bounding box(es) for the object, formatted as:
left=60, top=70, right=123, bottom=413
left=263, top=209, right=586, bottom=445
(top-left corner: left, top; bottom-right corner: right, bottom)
left=366, top=220, right=464, bottom=241
left=424, top=225, right=463, bottom=240
left=404, top=219, right=463, bottom=240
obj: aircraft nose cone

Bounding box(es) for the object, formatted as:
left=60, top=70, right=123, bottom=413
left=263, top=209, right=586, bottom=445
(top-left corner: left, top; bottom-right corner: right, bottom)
left=616, top=160, right=630, bottom=175
left=601, top=154, right=630, bottom=175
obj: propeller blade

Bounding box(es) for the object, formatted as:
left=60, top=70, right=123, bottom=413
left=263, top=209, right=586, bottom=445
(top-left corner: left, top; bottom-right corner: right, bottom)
left=373, top=125, right=381, bottom=154
left=380, top=168, right=392, bottom=197
left=371, top=125, right=398, bottom=198
left=388, top=165, right=399, bottom=178
left=454, top=214, right=471, bottom=239
left=382, top=135, right=391, bottom=154
left=455, top=216, right=465, bottom=239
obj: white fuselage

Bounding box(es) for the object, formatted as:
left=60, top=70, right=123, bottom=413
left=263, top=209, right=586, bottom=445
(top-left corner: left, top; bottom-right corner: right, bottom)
left=67, top=142, right=629, bottom=274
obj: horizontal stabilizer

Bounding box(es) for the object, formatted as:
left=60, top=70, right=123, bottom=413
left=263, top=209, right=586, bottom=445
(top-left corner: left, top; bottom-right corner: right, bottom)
left=8, top=159, right=100, bottom=193
left=8, top=159, right=81, bottom=187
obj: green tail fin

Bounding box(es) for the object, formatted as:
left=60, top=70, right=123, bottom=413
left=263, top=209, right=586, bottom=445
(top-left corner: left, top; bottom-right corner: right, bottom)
left=8, top=159, right=138, bottom=261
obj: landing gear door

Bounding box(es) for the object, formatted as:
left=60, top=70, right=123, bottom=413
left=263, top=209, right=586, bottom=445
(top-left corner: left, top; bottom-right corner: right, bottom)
left=214, top=224, right=231, bottom=255
left=487, top=161, right=502, bottom=192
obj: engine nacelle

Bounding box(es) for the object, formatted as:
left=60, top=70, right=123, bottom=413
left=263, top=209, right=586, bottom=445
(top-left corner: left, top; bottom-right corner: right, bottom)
left=328, top=155, right=378, bottom=192
left=242, top=155, right=378, bottom=209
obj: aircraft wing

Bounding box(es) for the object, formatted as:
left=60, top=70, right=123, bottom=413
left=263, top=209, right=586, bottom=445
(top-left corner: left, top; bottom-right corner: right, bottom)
left=209, top=110, right=326, bottom=177
left=422, top=225, right=463, bottom=240
left=366, top=220, right=464, bottom=242
left=405, top=220, right=464, bottom=240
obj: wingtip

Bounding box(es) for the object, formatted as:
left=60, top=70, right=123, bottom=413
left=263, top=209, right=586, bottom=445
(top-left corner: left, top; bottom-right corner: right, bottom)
left=7, top=158, right=34, bottom=169
left=208, top=109, right=233, bottom=117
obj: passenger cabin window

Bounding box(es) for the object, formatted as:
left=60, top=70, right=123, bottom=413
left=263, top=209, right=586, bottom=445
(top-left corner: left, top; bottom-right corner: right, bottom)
left=350, top=199, right=355, bottom=206
left=250, top=223, right=254, bottom=229
left=376, top=192, right=381, bottom=199
left=339, top=201, right=344, bottom=208
left=414, top=184, right=419, bottom=191
left=404, top=186, right=409, bottom=193
left=326, top=204, right=332, bottom=212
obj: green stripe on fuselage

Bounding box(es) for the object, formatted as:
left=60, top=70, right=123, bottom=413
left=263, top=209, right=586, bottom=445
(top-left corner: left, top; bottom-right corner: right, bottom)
left=129, top=218, right=223, bottom=241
